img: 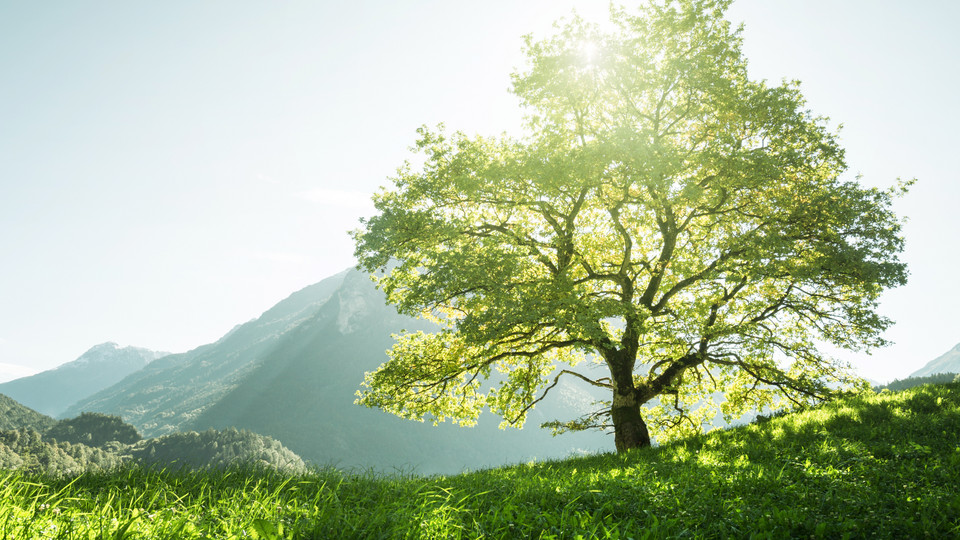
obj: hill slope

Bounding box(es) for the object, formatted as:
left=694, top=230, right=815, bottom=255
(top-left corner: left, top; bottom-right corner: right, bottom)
left=910, top=341, right=960, bottom=377
left=0, top=394, right=55, bottom=432
left=0, top=398, right=307, bottom=475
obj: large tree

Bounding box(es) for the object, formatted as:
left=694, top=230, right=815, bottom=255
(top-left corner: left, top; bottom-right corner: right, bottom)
left=352, top=0, right=908, bottom=452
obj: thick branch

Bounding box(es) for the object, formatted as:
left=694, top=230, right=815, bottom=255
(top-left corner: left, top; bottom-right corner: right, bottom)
left=508, top=369, right=613, bottom=425
left=637, top=353, right=704, bottom=403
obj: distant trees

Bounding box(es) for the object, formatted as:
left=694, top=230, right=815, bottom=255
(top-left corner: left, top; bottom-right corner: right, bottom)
left=46, top=412, right=142, bottom=447
left=0, top=441, right=23, bottom=470
left=0, top=427, right=125, bottom=475
left=0, top=425, right=306, bottom=476
left=0, top=393, right=56, bottom=432
left=0, top=402, right=308, bottom=476
left=130, top=428, right=306, bottom=473
left=876, top=373, right=958, bottom=393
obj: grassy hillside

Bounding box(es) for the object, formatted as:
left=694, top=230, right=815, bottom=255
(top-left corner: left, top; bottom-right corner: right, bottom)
left=2, top=382, right=959, bottom=538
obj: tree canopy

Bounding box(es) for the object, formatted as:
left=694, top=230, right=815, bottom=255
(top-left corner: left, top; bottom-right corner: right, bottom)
left=352, top=0, right=908, bottom=451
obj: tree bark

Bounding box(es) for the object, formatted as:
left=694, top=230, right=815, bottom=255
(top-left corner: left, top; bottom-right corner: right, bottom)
left=611, top=384, right=651, bottom=452
left=605, top=347, right=651, bottom=451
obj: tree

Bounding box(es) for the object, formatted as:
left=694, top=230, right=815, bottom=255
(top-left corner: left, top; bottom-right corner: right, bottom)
left=352, top=0, right=908, bottom=452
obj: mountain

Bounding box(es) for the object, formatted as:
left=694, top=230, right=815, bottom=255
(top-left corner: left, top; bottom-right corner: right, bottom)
left=188, top=269, right=608, bottom=473
left=0, top=343, right=168, bottom=417
left=909, top=342, right=960, bottom=378
left=65, top=268, right=608, bottom=474
left=62, top=270, right=351, bottom=433
left=0, top=393, right=56, bottom=432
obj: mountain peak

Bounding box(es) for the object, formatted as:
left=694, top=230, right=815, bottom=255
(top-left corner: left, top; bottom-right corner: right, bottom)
left=65, top=343, right=168, bottom=369
left=87, top=342, right=120, bottom=353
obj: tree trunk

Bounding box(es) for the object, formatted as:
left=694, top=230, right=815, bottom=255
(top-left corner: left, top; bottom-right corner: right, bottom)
left=611, top=385, right=651, bottom=452
left=603, top=346, right=651, bottom=452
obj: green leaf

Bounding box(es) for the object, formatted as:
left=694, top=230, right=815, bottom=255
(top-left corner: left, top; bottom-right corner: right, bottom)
left=250, top=518, right=283, bottom=540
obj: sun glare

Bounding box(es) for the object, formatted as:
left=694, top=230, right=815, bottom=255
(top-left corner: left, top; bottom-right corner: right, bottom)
left=580, top=40, right=600, bottom=67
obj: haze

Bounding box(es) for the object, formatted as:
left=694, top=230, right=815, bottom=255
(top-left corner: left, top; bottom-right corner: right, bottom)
left=1, top=1, right=957, bottom=384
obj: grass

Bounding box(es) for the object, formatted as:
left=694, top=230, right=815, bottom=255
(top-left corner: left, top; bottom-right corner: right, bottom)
left=2, top=382, right=959, bottom=539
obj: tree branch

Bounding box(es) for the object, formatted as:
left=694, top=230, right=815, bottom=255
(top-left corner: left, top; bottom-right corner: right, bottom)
left=507, top=369, right=612, bottom=425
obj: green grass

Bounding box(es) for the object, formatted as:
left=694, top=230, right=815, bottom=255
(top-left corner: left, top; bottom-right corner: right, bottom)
left=2, top=383, right=960, bottom=539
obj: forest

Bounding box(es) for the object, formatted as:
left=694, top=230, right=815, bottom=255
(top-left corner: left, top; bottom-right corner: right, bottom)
left=0, top=410, right=305, bottom=476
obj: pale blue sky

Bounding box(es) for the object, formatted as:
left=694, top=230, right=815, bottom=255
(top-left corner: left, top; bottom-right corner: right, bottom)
left=1, top=1, right=957, bottom=384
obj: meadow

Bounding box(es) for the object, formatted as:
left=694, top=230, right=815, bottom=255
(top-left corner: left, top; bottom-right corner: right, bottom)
left=2, top=382, right=959, bottom=539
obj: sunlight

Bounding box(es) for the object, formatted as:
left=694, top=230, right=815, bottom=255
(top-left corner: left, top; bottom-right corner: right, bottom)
left=580, top=40, right=599, bottom=65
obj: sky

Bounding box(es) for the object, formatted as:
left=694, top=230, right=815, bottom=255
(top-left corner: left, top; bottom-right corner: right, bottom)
left=1, top=1, right=957, bottom=384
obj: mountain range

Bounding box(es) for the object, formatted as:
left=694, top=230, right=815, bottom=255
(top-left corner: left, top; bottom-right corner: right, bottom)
left=62, top=270, right=351, bottom=435
left=59, top=268, right=608, bottom=474
left=909, top=342, right=960, bottom=378
left=17, top=267, right=952, bottom=475
left=0, top=343, right=168, bottom=417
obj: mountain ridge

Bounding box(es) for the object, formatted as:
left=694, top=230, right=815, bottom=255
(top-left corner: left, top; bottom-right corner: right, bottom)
left=0, top=343, right=168, bottom=417
left=63, top=268, right=608, bottom=474
left=909, top=342, right=960, bottom=378
left=61, top=270, right=350, bottom=432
